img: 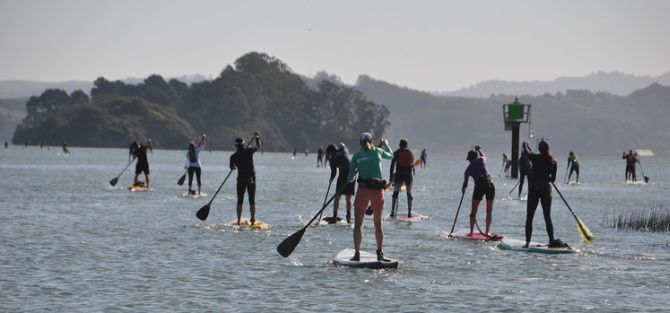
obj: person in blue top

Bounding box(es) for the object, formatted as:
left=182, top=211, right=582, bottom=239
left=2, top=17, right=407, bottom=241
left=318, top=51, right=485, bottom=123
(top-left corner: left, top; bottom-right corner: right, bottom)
left=461, top=146, right=496, bottom=237
left=186, top=134, right=207, bottom=195
left=326, top=143, right=355, bottom=223
left=347, top=132, right=394, bottom=262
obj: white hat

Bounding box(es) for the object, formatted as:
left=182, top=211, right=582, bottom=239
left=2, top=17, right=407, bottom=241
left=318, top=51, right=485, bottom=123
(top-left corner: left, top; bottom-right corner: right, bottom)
left=359, top=132, right=373, bottom=142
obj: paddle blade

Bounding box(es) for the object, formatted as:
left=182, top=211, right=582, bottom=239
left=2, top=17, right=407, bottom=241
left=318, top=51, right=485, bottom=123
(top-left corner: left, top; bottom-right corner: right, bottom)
left=277, top=228, right=306, bottom=257
left=414, top=159, right=422, bottom=166
left=196, top=204, right=211, bottom=221
left=177, top=173, right=186, bottom=186
left=644, top=176, right=650, bottom=183
left=576, top=218, right=595, bottom=244
left=109, top=177, right=118, bottom=186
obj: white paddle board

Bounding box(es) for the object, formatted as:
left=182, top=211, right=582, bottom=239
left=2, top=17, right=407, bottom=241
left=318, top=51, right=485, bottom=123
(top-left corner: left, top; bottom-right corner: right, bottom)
left=497, top=238, right=577, bottom=254
left=333, top=248, right=399, bottom=269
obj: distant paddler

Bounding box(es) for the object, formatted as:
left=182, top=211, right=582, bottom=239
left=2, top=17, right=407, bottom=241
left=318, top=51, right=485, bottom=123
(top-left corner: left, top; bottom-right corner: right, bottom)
left=622, top=150, right=638, bottom=182
left=518, top=144, right=532, bottom=197
left=317, top=146, right=324, bottom=167
left=522, top=141, right=565, bottom=248
left=230, top=132, right=261, bottom=225
left=420, top=149, right=427, bottom=168
left=461, top=146, right=496, bottom=237
left=130, top=139, right=153, bottom=188
left=348, top=133, right=393, bottom=262
left=185, top=134, right=207, bottom=195
left=62, top=142, right=70, bottom=155
left=389, top=138, right=415, bottom=218
left=4, top=141, right=8, bottom=148
left=566, top=151, right=580, bottom=184
left=326, top=143, right=355, bottom=223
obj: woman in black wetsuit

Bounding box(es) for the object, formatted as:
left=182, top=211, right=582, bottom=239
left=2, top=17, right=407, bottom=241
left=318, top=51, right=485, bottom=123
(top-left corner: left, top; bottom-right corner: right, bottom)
left=522, top=141, right=564, bottom=248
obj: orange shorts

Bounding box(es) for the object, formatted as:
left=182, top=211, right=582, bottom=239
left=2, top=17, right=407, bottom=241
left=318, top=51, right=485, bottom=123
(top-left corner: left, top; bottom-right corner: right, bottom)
left=354, top=185, right=384, bottom=212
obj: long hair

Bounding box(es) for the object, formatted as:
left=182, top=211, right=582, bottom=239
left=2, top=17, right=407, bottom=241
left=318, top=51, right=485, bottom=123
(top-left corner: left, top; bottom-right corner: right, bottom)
left=188, top=142, right=197, bottom=162
left=538, top=141, right=554, bottom=164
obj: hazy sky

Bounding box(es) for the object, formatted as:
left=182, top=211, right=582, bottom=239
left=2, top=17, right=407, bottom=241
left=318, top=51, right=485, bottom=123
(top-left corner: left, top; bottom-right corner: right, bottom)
left=1, top=0, right=669, bottom=91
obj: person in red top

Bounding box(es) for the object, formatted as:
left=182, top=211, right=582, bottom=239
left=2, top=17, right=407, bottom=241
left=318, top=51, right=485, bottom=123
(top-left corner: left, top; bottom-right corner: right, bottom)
left=389, top=138, right=415, bottom=218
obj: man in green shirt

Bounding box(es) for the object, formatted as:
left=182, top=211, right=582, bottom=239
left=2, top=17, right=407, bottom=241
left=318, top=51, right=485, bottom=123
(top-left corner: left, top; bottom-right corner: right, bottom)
left=348, top=132, right=394, bottom=262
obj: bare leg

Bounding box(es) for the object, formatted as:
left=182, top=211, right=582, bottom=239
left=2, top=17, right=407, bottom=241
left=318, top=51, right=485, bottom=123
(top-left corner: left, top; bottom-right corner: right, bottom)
left=145, top=174, right=150, bottom=189
left=469, top=200, right=481, bottom=235
left=353, top=202, right=366, bottom=254
left=485, top=198, right=494, bottom=234
left=373, top=204, right=384, bottom=251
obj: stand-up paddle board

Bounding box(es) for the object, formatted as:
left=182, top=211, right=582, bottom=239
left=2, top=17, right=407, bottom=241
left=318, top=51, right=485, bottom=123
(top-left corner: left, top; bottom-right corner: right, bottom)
left=333, top=248, right=398, bottom=269
left=228, top=218, right=270, bottom=230
left=566, top=181, right=582, bottom=186
left=451, top=230, right=503, bottom=241
left=497, top=238, right=577, bottom=254
left=319, top=216, right=350, bottom=225
left=128, top=184, right=150, bottom=192
left=181, top=191, right=207, bottom=199
left=392, top=212, right=429, bottom=222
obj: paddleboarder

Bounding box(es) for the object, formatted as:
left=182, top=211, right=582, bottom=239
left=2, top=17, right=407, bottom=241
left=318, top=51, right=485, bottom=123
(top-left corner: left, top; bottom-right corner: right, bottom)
left=230, top=132, right=261, bottom=225
left=502, top=153, right=512, bottom=177
left=462, top=146, right=496, bottom=237
left=518, top=145, right=532, bottom=197
left=622, top=150, right=638, bottom=182
left=185, top=134, right=207, bottom=195
left=131, top=139, right=153, bottom=188
left=327, top=143, right=355, bottom=223
left=317, top=146, right=324, bottom=167
left=62, top=142, right=70, bottom=155
left=522, top=141, right=564, bottom=248
left=567, top=151, right=580, bottom=184
left=389, top=138, right=415, bottom=218
left=348, top=133, right=393, bottom=262
left=420, top=149, right=427, bottom=168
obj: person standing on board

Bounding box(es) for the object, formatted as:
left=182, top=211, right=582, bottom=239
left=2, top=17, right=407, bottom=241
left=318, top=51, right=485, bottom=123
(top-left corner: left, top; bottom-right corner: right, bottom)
left=4, top=141, right=8, bottom=148
left=348, top=133, right=393, bottom=262
left=131, top=139, right=153, bottom=188
left=566, top=151, right=580, bottom=184
left=327, top=143, right=355, bottom=223
left=522, top=141, right=564, bottom=248
left=317, top=146, right=324, bottom=167
left=230, top=132, right=261, bottom=225
left=62, top=142, right=70, bottom=155
left=420, top=149, right=427, bottom=168
left=186, top=134, right=207, bottom=195
left=389, top=138, right=416, bottom=218
left=518, top=145, right=532, bottom=198
left=462, top=146, right=496, bottom=237
left=622, top=150, right=638, bottom=182
left=502, top=153, right=512, bottom=177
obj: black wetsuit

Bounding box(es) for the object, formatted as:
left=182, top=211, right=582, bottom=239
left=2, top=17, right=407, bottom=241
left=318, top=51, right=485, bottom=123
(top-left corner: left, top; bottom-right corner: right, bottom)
left=525, top=148, right=557, bottom=244
left=230, top=145, right=258, bottom=206
left=518, top=151, right=531, bottom=196
left=329, top=148, right=355, bottom=195
left=623, top=153, right=637, bottom=181
left=134, top=145, right=150, bottom=175
left=317, top=148, right=324, bottom=167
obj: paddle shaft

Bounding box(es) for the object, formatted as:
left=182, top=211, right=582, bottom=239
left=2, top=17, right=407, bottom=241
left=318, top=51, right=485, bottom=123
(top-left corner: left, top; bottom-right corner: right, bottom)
left=115, top=160, right=134, bottom=179
left=507, top=180, right=520, bottom=196
left=637, top=162, right=649, bottom=181
left=448, top=191, right=465, bottom=236
left=207, top=169, right=233, bottom=206
left=551, top=182, right=580, bottom=222
left=315, top=180, right=333, bottom=224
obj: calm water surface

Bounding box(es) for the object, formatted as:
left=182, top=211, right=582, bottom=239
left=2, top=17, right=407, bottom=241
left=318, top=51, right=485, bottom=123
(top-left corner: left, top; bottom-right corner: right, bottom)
left=1, top=147, right=668, bottom=312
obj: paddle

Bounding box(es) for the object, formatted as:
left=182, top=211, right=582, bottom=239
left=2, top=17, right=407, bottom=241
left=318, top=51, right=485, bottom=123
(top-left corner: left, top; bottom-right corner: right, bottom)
left=195, top=169, right=233, bottom=221
left=315, top=180, right=333, bottom=225
left=177, top=169, right=187, bottom=186
left=109, top=160, right=134, bottom=186
left=447, top=191, right=465, bottom=237
left=637, top=163, right=650, bottom=183
left=277, top=182, right=351, bottom=257
left=551, top=182, right=594, bottom=244
left=506, top=180, right=520, bottom=198
left=564, top=163, right=569, bottom=184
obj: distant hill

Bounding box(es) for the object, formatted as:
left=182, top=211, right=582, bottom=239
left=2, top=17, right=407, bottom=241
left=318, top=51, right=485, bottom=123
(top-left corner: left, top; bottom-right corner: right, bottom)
left=442, top=71, right=670, bottom=97
left=11, top=53, right=389, bottom=151
left=354, top=75, right=670, bottom=156
left=0, top=75, right=207, bottom=98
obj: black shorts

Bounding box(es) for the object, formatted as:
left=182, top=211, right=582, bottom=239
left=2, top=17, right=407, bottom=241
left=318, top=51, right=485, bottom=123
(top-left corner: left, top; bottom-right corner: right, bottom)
left=393, top=173, right=413, bottom=193
left=336, top=177, right=355, bottom=195
left=237, top=176, right=256, bottom=206
left=569, top=163, right=580, bottom=175
left=473, top=179, right=495, bottom=201
left=135, top=162, right=149, bottom=175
